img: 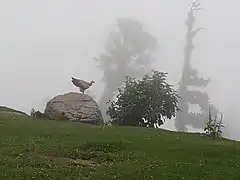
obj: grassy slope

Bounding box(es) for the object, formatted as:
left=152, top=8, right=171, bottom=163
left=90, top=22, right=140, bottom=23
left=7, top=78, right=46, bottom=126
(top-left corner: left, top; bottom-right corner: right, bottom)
left=0, top=106, right=28, bottom=116
left=0, top=111, right=240, bottom=179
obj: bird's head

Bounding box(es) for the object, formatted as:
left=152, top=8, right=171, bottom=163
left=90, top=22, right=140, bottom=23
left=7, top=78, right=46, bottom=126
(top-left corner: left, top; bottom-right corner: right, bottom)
left=90, top=80, right=95, bottom=85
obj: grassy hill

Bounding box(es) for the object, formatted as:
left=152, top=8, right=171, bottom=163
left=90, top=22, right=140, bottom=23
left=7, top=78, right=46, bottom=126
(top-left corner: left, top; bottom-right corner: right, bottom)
left=0, top=110, right=240, bottom=179
left=0, top=106, right=28, bottom=116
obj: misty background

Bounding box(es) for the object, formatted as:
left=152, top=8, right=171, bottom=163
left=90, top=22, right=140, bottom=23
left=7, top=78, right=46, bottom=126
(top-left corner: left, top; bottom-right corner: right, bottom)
left=0, top=0, right=239, bottom=140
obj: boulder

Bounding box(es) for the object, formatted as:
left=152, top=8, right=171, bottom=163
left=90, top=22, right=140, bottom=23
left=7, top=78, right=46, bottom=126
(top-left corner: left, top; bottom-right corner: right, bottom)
left=44, top=92, right=103, bottom=124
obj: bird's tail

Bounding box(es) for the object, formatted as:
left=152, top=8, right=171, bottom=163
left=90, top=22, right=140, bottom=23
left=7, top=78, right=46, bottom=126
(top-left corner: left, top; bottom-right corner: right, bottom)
left=71, top=77, right=77, bottom=81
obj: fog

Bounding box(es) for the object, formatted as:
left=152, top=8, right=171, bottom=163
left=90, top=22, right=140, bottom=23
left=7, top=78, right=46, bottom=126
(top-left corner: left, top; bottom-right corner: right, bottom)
left=0, top=0, right=240, bottom=140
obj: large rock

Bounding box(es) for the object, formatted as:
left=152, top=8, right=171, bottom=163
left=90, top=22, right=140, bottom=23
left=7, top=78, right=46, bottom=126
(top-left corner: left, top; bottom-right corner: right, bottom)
left=44, top=92, right=103, bottom=124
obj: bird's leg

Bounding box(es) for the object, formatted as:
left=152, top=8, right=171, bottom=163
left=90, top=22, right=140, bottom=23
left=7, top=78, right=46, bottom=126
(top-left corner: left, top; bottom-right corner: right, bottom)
left=79, top=87, right=82, bottom=93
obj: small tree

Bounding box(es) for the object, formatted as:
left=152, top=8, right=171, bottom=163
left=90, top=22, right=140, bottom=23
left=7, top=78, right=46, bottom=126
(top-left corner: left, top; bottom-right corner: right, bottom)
left=30, top=108, right=48, bottom=119
left=107, top=70, right=181, bottom=127
left=30, top=108, right=36, bottom=117
left=204, top=109, right=224, bottom=139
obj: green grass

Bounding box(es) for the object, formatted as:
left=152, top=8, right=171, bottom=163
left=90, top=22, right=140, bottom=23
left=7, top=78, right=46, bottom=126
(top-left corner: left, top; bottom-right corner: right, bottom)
left=0, top=106, right=28, bottom=116
left=0, top=110, right=240, bottom=179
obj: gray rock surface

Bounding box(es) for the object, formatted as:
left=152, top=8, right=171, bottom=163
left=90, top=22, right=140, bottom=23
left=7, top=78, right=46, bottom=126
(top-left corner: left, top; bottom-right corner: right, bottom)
left=44, top=92, right=103, bottom=124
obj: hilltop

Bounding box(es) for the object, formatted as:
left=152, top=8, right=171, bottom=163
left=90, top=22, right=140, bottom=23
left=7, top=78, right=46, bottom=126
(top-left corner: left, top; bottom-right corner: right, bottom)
left=0, top=106, right=28, bottom=116
left=0, top=108, right=240, bottom=179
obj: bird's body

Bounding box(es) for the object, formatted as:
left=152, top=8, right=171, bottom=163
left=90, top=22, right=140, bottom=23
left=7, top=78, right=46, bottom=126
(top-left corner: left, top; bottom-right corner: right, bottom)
left=71, top=77, right=95, bottom=94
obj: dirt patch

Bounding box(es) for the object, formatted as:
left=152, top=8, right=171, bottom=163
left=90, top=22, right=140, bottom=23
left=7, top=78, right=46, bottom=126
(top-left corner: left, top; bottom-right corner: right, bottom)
left=80, top=141, right=126, bottom=153
left=38, top=154, right=100, bottom=168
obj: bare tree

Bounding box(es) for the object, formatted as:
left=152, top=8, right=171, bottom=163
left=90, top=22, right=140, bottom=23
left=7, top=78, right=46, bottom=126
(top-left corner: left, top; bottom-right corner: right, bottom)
left=175, top=0, right=219, bottom=132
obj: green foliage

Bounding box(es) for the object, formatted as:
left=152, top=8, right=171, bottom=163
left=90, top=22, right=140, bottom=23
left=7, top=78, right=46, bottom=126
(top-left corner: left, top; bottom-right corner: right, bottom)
left=107, top=70, right=180, bottom=127
left=30, top=108, right=36, bottom=117
left=30, top=108, right=48, bottom=119
left=204, top=109, right=225, bottom=140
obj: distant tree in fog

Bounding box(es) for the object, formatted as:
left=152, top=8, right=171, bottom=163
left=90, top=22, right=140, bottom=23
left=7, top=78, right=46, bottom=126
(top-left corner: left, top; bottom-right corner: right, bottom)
left=175, top=0, right=219, bottom=132
left=94, top=18, right=158, bottom=122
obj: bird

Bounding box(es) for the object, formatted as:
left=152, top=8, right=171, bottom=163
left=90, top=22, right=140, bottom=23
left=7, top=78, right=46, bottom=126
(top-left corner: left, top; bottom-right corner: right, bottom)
left=71, top=77, right=95, bottom=94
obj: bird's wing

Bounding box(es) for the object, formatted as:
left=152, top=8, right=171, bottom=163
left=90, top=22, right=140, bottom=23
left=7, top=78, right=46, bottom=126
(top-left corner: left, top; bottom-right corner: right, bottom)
left=77, top=82, right=86, bottom=90
left=72, top=78, right=90, bottom=89
left=77, top=79, right=90, bottom=88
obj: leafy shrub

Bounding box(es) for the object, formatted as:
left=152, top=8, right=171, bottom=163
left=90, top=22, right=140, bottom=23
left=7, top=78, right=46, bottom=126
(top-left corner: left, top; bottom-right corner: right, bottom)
left=204, top=109, right=224, bottom=139
left=107, top=70, right=181, bottom=127
left=30, top=108, right=36, bottom=117
left=30, top=108, right=47, bottom=119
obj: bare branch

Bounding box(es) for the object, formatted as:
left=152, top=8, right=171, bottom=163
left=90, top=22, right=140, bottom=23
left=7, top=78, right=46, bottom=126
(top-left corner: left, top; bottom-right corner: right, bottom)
left=191, top=0, right=202, bottom=11
left=193, top=0, right=200, bottom=7
left=190, top=28, right=204, bottom=38
left=194, top=27, right=204, bottom=32
left=93, top=57, right=100, bottom=61
left=192, top=7, right=202, bottom=11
